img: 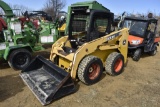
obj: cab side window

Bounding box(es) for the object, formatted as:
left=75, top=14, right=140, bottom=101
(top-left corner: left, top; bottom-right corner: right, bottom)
left=94, top=18, right=108, bottom=36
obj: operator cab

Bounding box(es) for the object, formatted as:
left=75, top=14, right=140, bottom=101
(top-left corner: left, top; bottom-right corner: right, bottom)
left=68, top=8, right=113, bottom=49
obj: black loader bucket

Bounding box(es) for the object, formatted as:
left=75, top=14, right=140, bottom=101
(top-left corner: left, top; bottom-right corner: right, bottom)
left=20, top=55, right=76, bottom=105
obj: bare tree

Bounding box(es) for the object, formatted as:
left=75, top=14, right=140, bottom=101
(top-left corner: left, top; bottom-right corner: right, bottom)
left=42, top=0, right=66, bottom=19
left=0, top=4, right=33, bottom=17
left=9, top=4, right=33, bottom=16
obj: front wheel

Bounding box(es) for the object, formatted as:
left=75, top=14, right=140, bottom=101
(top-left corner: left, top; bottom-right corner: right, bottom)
left=78, top=55, right=103, bottom=85
left=132, top=48, right=142, bottom=61
left=8, top=49, right=32, bottom=70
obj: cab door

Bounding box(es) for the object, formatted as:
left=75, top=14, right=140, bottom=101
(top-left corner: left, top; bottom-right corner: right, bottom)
left=144, top=20, right=157, bottom=52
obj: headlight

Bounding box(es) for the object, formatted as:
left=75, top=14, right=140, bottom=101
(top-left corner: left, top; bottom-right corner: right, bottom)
left=131, top=40, right=141, bottom=45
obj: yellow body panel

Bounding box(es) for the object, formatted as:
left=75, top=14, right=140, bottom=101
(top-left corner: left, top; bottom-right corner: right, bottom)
left=50, top=28, right=129, bottom=79
left=90, top=49, right=117, bottom=66
left=59, top=56, right=71, bottom=71
left=58, top=23, right=66, bottom=32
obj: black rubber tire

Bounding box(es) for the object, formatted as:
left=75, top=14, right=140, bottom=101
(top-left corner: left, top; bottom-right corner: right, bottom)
left=132, top=48, right=142, bottom=61
left=8, top=49, right=31, bottom=70
left=78, top=55, right=103, bottom=85
left=105, top=52, right=124, bottom=76
left=149, top=47, right=157, bottom=56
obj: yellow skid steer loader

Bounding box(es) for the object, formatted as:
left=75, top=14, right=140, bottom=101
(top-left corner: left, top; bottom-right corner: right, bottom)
left=20, top=1, right=129, bottom=105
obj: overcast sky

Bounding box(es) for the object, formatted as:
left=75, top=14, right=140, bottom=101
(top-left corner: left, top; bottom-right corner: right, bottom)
left=3, top=0, right=160, bottom=15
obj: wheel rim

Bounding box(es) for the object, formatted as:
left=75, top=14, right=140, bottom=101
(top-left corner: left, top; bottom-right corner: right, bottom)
left=88, top=63, right=100, bottom=80
left=114, top=58, right=123, bottom=72
left=15, top=54, right=28, bottom=66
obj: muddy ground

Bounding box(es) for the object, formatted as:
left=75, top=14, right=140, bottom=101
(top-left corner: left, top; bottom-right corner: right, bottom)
left=0, top=46, right=160, bottom=107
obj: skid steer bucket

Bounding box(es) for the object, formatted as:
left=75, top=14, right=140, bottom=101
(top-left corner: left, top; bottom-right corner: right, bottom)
left=20, top=55, right=76, bottom=105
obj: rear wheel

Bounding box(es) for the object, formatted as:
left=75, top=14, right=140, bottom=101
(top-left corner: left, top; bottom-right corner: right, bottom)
left=132, top=48, right=142, bottom=61
left=105, top=52, right=124, bottom=76
left=78, top=55, right=103, bottom=85
left=8, top=49, right=31, bottom=70
left=149, top=47, right=157, bottom=56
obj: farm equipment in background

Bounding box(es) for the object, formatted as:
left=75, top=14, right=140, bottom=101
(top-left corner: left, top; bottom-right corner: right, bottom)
left=20, top=10, right=67, bottom=44
left=26, top=11, right=53, bottom=22
left=0, top=0, right=66, bottom=70
left=38, top=11, right=67, bottom=44
left=121, top=15, right=160, bottom=61
left=20, top=1, right=129, bottom=105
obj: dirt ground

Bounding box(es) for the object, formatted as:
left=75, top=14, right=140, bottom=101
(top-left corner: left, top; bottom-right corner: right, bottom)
left=0, top=46, right=160, bottom=107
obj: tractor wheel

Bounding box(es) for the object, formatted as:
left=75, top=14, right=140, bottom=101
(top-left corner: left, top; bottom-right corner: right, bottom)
left=105, top=52, right=124, bottom=76
left=149, top=47, right=157, bottom=56
left=78, top=55, right=103, bottom=85
left=132, top=48, right=142, bottom=61
left=8, top=49, right=31, bottom=70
